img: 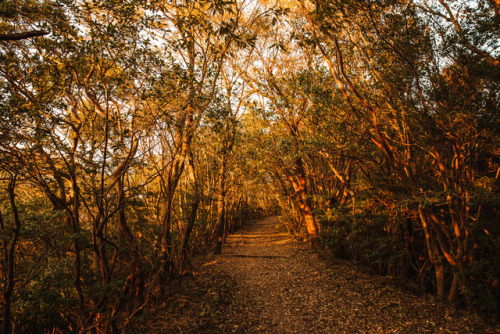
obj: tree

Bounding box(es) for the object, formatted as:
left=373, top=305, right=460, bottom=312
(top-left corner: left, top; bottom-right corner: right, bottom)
left=295, top=0, right=499, bottom=303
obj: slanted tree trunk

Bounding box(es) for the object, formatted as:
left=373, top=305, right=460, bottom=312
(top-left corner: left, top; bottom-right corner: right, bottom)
left=286, top=157, right=321, bottom=250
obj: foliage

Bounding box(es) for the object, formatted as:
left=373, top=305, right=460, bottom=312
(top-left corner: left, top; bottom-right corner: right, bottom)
left=0, top=0, right=499, bottom=331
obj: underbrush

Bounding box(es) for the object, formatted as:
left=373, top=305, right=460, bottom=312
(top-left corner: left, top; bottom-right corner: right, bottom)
left=315, top=203, right=500, bottom=320
left=130, top=263, right=237, bottom=333
left=280, top=199, right=499, bottom=320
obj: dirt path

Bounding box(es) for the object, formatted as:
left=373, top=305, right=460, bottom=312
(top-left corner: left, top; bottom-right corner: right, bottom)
left=205, top=216, right=496, bottom=333
left=144, top=216, right=498, bottom=333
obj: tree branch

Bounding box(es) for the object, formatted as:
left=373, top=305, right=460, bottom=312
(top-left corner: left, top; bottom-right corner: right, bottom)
left=0, top=30, right=48, bottom=41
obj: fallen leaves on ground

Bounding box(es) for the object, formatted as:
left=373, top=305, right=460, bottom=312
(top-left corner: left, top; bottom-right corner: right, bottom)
left=139, top=216, right=499, bottom=333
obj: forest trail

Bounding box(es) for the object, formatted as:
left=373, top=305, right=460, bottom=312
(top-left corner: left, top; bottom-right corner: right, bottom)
left=148, top=216, right=497, bottom=333
left=205, top=216, right=496, bottom=333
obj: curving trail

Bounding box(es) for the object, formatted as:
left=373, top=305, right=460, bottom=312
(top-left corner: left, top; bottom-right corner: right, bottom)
left=205, top=216, right=496, bottom=334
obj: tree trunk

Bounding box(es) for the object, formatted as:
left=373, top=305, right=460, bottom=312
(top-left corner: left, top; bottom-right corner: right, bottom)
left=116, top=176, right=144, bottom=305
left=418, top=206, right=445, bottom=299
left=287, top=157, right=321, bottom=250
left=159, top=139, right=189, bottom=290
left=69, top=177, right=85, bottom=327
left=1, top=176, right=21, bottom=334
left=213, top=157, right=227, bottom=255
left=213, top=119, right=236, bottom=255
left=180, top=150, right=200, bottom=274
left=159, top=104, right=197, bottom=289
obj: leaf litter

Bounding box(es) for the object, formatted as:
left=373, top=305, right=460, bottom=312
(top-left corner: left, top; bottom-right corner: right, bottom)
left=141, top=216, right=499, bottom=333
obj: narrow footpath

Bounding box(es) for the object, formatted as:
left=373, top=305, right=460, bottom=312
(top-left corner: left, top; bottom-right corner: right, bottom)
left=146, top=216, right=498, bottom=333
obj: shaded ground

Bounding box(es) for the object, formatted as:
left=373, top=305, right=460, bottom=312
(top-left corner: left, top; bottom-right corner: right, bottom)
left=142, top=216, right=499, bottom=333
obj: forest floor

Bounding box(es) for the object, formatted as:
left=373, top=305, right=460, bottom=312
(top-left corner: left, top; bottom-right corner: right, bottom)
left=142, top=216, right=499, bottom=333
